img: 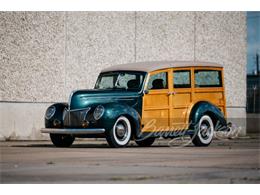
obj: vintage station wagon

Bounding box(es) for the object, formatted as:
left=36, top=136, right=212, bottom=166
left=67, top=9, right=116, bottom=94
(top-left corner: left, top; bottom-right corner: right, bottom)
left=41, top=61, right=229, bottom=148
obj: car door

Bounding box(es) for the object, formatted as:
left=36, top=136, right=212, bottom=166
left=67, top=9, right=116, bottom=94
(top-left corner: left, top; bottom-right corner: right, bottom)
left=171, top=68, right=192, bottom=130
left=142, top=69, right=171, bottom=132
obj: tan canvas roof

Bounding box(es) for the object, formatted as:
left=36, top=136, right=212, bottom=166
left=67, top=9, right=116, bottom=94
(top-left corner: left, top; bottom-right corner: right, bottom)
left=101, top=61, right=222, bottom=73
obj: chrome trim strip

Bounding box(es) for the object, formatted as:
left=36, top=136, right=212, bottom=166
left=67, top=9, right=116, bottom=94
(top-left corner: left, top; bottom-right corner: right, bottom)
left=80, top=96, right=137, bottom=100
left=40, top=128, right=105, bottom=134
left=69, top=107, right=91, bottom=112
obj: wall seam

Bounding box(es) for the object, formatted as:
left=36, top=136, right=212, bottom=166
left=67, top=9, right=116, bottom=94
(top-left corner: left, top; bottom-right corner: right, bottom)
left=134, top=11, right=137, bottom=62
left=64, top=11, right=68, bottom=101
left=194, top=12, right=197, bottom=61
left=0, top=101, right=247, bottom=109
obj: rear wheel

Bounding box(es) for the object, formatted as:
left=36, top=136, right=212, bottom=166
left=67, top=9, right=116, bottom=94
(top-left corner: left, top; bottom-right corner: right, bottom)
left=50, top=134, right=75, bottom=147
left=106, top=116, right=131, bottom=148
left=191, top=115, right=214, bottom=147
left=135, top=137, right=155, bottom=147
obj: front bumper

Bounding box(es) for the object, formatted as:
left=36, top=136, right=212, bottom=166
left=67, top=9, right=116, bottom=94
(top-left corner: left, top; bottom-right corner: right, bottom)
left=40, top=128, right=105, bottom=135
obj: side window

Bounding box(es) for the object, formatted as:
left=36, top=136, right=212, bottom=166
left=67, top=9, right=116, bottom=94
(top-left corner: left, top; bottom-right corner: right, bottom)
left=98, top=75, right=114, bottom=89
left=117, top=74, right=136, bottom=88
left=195, top=70, right=222, bottom=87
left=147, top=72, right=168, bottom=90
left=173, top=70, right=191, bottom=88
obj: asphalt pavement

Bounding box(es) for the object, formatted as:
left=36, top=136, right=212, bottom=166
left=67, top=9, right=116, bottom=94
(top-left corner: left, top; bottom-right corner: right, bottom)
left=1, top=135, right=259, bottom=183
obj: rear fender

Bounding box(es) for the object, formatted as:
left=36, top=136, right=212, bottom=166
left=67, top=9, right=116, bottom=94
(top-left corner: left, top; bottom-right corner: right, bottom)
left=189, top=101, right=227, bottom=131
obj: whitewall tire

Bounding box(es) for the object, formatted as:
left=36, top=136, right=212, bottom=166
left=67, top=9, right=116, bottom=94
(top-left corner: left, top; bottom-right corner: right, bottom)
left=191, top=115, right=214, bottom=147
left=106, top=116, right=132, bottom=148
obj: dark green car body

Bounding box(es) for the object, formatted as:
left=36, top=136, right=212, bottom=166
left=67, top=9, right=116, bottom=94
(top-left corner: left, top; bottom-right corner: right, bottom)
left=45, top=89, right=143, bottom=138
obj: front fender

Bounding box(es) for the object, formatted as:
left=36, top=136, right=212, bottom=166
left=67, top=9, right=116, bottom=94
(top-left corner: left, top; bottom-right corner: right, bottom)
left=189, top=101, right=227, bottom=131
left=45, top=103, right=68, bottom=128
left=99, top=103, right=141, bottom=137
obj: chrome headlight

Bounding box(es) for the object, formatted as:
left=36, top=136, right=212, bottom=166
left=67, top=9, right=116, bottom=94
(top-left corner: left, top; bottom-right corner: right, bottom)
left=93, top=105, right=104, bottom=120
left=45, top=106, right=56, bottom=120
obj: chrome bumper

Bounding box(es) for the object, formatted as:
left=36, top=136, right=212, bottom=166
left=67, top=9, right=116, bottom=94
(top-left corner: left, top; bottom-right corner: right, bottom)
left=40, top=128, right=105, bottom=135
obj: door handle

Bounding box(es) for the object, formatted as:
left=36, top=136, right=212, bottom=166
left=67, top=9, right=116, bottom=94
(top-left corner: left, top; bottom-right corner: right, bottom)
left=167, top=92, right=176, bottom=96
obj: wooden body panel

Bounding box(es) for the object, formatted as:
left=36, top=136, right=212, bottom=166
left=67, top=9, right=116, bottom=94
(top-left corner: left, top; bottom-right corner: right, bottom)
left=142, top=70, right=171, bottom=132
left=142, top=66, right=226, bottom=132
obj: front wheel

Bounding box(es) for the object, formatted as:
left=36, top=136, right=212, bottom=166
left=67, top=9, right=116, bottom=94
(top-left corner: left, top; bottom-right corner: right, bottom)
left=106, top=116, right=132, bottom=148
left=191, top=115, right=214, bottom=147
left=50, top=134, right=75, bottom=147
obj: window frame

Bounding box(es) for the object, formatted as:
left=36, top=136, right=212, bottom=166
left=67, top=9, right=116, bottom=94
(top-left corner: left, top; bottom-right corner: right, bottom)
left=173, top=69, right=191, bottom=89
left=147, top=70, right=169, bottom=91
left=94, top=71, right=146, bottom=92
left=194, top=69, right=223, bottom=88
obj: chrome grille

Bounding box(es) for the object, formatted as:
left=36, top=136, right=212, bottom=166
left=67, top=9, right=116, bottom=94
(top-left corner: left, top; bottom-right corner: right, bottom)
left=63, top=108, right=91, bottom=127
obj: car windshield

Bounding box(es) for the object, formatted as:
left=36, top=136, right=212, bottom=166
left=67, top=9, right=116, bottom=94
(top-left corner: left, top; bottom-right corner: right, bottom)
left=95, top=71, right=145, bottom=91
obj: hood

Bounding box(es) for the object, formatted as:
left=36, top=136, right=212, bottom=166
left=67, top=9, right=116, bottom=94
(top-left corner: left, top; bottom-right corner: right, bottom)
left=69, top=89, right=141, bottom=110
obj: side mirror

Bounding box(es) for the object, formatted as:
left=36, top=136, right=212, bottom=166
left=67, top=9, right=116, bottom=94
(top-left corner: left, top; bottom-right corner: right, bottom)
left=143, top=89, right=149, bottom=95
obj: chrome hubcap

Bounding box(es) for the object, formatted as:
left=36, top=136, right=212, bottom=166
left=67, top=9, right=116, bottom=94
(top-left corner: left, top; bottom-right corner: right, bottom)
left=115, top=121, right=128, bottom=141
left=200, top=121, right=211, bottom=140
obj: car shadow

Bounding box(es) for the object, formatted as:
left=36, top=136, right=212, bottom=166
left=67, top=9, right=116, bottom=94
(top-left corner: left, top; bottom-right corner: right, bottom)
left=9, top=137, right=196, bottom=148
left=10, top=142, right=194, bottom=148
left=10, top=143, right=108, bottom=148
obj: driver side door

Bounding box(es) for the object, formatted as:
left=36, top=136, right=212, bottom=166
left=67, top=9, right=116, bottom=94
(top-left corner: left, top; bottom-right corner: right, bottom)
left=142, top=69, right=171, bottom=132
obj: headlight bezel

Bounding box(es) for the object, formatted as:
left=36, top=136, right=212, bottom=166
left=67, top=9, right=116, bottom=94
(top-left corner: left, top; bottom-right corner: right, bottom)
left=93, top=105, right=105, bottom=120
left=45, top=106, right=56, bottom=120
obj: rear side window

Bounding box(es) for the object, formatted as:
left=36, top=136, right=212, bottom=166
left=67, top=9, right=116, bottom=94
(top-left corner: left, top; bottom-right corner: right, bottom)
left=195, top=70, right=222, bottom=87
left=173, top=70, right=191, bottom=88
